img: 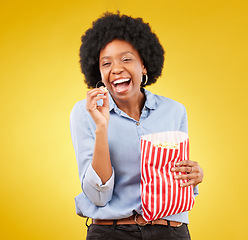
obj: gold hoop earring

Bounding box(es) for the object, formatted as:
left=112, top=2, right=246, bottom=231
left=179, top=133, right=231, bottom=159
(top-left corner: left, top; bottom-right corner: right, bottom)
left=141, top=74, right=148, bottom=86
left=96, top=81, right=105, bottom=88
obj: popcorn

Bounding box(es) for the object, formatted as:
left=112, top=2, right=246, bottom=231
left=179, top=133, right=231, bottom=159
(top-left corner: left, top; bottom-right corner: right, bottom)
left=153, top=141, right=179, bottom=149
left=97, top=87, right=108, bottom=97
left=102, top=87, right=108, bottom=93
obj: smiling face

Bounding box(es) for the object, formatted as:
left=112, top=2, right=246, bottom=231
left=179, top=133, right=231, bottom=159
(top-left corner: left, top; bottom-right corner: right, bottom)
left=99, top=39, right=147, bottom=105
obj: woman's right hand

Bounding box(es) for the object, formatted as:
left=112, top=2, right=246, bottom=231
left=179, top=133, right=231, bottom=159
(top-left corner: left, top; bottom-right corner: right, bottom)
left=86, top=86, right=112, bottom=185
left=86, top=86, right=109, bottom=127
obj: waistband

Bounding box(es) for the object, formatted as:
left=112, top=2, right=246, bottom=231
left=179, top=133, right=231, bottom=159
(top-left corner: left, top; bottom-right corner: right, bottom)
left=92, top=214, right=183, bottom=227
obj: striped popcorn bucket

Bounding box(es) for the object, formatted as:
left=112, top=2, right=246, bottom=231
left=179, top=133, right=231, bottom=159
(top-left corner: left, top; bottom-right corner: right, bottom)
left=140, top=131, right=195, bottom=221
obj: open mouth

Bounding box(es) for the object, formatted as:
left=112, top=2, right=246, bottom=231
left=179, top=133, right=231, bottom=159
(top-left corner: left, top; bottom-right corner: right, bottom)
left=111, top=78, right=131, bottom=93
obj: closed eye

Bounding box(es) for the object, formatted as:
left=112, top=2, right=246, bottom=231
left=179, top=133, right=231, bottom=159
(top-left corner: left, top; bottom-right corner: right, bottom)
left=102, top=62, right=111, bottom=67
left=122, top=58, right=132, bottom=62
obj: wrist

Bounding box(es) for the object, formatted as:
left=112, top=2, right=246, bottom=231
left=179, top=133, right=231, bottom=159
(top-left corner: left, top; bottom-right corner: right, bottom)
left=95, top=123, right=108, bottom=134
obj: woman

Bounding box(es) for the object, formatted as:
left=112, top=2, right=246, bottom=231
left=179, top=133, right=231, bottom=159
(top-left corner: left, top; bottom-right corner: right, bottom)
left=70, top=12, right=203, bottom=240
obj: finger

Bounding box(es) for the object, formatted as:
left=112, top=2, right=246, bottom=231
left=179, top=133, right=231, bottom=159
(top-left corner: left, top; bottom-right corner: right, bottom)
left=101, top=90, right=109, bottom=108
left=180, top=179, right=195, bottom=188
left=87, top=88, right=108, bottom=101
left=86, top=95, right=107, bottom=112
left=171, top=166, right=193, bottom=173
left=174, top=173, right=194, bottom=180
left=87, top=94, right=107, bottom=105
left=87, top=88, right=107, bottom=98
left=175, top=160, right=195, bottom=167
left=87, top=88, right=103, bottom=95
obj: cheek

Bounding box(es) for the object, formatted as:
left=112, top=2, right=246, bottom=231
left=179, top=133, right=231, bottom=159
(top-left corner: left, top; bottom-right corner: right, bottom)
left=134, top=66, right=143, bottom=80
left=135, top=63, right=144, bottom=74
left=99, top=69, right=106, bottom=80
left=100, top=69, right=108, bottom=85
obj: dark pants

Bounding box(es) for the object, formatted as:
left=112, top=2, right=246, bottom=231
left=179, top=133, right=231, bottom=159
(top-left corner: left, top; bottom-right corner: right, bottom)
left=86, top=220, right=191, bottom=240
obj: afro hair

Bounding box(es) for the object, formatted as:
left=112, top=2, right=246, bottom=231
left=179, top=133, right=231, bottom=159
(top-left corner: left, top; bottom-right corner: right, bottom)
left=79, top=12, right=165, bottom=89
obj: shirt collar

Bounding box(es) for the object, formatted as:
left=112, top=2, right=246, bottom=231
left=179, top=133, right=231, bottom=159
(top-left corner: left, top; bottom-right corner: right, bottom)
left=143, top=88, right=157, bottom=110
left=108, top=88, right=157, bottom=112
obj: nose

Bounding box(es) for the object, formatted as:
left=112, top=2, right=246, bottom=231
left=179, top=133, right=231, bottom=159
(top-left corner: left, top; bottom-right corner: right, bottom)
left=111, top=61, right=124, bottom=75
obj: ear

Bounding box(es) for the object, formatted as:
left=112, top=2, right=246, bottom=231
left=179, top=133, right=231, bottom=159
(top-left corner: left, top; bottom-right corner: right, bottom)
left=142, top=65, right=147, bottom=75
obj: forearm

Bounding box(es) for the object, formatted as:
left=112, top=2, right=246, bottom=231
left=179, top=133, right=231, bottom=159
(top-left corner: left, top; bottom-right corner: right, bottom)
left=91, top=124, right=112, bottom=184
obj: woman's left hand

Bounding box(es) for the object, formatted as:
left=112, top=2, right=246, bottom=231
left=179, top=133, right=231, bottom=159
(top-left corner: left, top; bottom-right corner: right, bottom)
left=171, top=160, right=203, bottom=187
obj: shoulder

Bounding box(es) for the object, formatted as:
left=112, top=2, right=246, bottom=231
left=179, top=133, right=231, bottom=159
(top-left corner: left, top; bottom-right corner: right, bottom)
left=72, top=99, right=87, bottom=110
left=70, top=99, right=97, bottom=135
left=145, top=89, right=186, bottom=113
left=70, top=99, right=87, bottom=115
left=70, top=99, right=90, bottom=125
left=157, top=95, right=185, bottom=110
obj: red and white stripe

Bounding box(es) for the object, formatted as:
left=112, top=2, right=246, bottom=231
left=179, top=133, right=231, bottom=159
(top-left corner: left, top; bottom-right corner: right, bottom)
left=140, top=136, right=195, bottom=221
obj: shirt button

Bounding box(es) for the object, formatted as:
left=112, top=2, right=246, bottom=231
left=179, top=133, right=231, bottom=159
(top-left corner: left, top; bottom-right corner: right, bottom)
left=136, top=122, right=140, bottom=126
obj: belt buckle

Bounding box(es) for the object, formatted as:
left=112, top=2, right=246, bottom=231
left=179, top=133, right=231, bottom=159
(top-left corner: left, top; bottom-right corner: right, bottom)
left=176, top=222, right=183, bottom=227
left=134, top=214, right=149, bottom=226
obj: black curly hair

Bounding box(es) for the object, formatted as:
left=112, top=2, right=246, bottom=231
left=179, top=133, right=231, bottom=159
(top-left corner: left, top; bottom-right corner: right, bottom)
left=79, top=12, right=165, bottom=89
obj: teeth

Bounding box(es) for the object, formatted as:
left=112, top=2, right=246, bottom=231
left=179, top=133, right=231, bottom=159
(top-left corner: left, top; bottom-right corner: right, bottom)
left=113, top=78, right=130, bottom=85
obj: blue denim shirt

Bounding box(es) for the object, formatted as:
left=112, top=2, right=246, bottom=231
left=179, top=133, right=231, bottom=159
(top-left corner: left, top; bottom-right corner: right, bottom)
left=70, top=89, right=198, bottom=224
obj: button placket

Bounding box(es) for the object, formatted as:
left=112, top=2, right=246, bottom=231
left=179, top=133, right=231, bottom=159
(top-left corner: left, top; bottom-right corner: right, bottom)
left=136, top=121, right=144, bottom=137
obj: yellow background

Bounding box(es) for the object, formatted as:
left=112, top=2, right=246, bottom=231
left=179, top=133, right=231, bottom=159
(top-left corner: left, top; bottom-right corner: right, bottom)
left=1, top=0, right=247, bottom=239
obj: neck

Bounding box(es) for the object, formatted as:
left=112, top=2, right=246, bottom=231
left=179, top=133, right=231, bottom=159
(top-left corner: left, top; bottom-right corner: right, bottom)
left=113, top=90, right=146, bottom=121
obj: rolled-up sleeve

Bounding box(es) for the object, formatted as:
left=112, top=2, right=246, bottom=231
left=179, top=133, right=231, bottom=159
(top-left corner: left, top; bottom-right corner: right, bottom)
left=193, top=185, right=199, bottom=197
left=70, top=101, right=114, bottom=206
left=83, top=164, right=114, bottom=206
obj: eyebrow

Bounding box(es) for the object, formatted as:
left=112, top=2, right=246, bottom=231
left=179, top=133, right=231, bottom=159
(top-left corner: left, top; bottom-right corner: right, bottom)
left=100, top=51, right=135, bottom=61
